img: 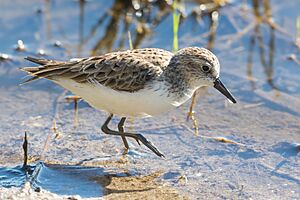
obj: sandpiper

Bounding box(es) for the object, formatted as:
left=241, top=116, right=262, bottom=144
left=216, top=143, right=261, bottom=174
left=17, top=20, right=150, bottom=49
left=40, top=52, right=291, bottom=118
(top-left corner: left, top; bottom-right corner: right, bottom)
left=22, top=47, right=236, bottom=157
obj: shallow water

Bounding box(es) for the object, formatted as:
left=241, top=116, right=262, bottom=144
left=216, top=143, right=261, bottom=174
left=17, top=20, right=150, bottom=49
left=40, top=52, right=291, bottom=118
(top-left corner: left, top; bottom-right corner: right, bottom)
left=35, top=163, right=105, bottom=197
left=0, top=166, right=28, bottom=188
left=0, top=0, right=299, bottom=199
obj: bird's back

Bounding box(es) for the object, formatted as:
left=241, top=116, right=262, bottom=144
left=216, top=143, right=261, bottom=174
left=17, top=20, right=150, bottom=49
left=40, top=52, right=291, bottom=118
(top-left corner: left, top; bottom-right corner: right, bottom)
left=22, top=48, right=173, bottom=92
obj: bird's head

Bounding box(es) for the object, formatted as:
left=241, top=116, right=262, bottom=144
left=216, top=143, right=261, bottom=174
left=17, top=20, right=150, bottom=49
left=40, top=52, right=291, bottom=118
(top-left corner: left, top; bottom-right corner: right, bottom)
left=172, top=47, right=236, bottom=103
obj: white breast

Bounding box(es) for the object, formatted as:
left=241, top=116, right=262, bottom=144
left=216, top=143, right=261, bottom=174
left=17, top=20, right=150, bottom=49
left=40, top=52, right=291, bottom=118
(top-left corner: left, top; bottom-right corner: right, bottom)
left=55, top=78, right=178, bottom=117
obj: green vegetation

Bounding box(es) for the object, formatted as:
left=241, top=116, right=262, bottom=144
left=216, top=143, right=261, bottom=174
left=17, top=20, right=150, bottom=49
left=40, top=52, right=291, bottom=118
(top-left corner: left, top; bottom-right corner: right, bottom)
left=172, top=0, right=180, bottom=52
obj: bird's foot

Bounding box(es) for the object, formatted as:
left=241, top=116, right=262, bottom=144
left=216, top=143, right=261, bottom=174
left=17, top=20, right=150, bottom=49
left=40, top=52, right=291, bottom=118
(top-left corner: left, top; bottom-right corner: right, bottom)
left=133, top=134, right=165, bottom=158
left=122, top=148, right=129, bottom=155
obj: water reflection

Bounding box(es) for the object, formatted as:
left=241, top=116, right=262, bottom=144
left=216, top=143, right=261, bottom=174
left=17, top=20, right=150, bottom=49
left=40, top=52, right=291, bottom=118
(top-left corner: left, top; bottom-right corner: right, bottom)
left=89, top=0, right=173, bottom=54
left=63, top=0, right=228, bottom=56
left=44, top=0, right=53, bottom=40
left=77, top=0, right=85, bottom=57
left=247, top=0, right=277, bottom=91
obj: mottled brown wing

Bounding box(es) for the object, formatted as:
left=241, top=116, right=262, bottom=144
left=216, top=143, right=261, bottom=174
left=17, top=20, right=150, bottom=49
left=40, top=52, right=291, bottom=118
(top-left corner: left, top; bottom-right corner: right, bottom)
left=129, top=48, right=173, bottom=70
left=23, top=49, right=170, bottom=92
left=76, top=52, right=164, bottom=92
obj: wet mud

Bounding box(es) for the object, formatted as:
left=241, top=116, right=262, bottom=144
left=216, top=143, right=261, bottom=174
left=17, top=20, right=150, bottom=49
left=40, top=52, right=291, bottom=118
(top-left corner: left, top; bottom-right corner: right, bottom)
left=0, top=0, right=299, bottom=199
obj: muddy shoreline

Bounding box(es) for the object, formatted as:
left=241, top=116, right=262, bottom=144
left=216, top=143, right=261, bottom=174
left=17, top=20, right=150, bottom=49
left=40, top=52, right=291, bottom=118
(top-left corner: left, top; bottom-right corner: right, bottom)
left=1, top=0, right=300, bottom=199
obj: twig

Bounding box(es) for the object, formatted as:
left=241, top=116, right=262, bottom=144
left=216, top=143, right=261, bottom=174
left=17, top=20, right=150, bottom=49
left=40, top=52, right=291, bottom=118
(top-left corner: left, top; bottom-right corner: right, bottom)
left=22, top=131, right=28, bottom=169
left=65, top=95, right=81, bottom=128
left=181, top=124, right=245, bottom=146
left=128, top=31, right=133, bottom=50
left=243, top=102, right=264, bottom=109
left=40, top=90, right=68, bottom=161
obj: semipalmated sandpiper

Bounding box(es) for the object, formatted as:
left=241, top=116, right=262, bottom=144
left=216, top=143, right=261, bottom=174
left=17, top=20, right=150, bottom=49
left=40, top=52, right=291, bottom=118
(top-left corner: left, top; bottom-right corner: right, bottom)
left=22, top=47, right=236, bottom=157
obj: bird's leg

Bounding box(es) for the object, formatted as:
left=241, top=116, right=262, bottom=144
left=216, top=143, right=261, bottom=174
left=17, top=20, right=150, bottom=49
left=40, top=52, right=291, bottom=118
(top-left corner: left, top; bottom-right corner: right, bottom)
left=118, top=117, right=129, bottom=154
left=101, top=114, right=164, bottom=157
left=187, top=91, right=199, bottom=135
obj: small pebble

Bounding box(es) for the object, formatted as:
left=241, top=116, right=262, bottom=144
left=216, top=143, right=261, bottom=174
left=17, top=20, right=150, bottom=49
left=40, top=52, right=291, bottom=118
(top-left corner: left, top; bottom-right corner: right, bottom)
left=0, top=53, right=11, bottom=61
left=37, top=49, right=46, bottom=56
left=35, top=7, right=43, bottom=14
left=53, top=40, right=63, bottom=47
left=15, top=40, right=26, bottom=51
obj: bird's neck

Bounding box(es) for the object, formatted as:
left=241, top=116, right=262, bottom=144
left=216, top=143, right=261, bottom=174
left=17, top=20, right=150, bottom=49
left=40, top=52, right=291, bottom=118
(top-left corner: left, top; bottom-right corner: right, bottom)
left=158, top=64, right=199, bottom=106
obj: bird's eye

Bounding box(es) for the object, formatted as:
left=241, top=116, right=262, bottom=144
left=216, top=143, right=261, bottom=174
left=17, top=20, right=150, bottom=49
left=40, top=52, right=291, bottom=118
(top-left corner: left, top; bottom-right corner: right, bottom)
left=202, top=65, right=210, bottom=72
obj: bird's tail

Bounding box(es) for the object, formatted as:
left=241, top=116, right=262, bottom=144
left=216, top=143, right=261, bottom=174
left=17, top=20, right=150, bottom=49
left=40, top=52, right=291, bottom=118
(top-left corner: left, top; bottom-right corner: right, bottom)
left=21, top=57, right=69, bottom=85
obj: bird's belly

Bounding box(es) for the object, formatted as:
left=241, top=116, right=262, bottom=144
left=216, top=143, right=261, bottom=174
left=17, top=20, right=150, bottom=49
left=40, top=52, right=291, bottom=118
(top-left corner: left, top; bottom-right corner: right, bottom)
left=55, top=79, right=175, bottom=117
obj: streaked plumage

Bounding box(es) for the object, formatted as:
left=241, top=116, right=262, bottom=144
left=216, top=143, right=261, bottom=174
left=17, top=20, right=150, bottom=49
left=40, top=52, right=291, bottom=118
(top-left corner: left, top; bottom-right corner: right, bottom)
left=22, top=47, right=236, bottom=117
left=21, top=47, right=236, bottom=157
left=23, top=48, right=173, bottom=92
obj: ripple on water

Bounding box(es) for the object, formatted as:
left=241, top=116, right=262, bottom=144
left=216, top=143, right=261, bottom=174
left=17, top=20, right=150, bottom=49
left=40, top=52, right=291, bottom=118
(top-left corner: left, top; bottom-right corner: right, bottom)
left=0, top=165, right=28, bottom=188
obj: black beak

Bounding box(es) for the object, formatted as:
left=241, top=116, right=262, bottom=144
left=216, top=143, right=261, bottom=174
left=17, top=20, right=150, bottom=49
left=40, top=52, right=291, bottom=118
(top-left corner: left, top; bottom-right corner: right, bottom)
left=213, top=78, right=237, bottom=103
